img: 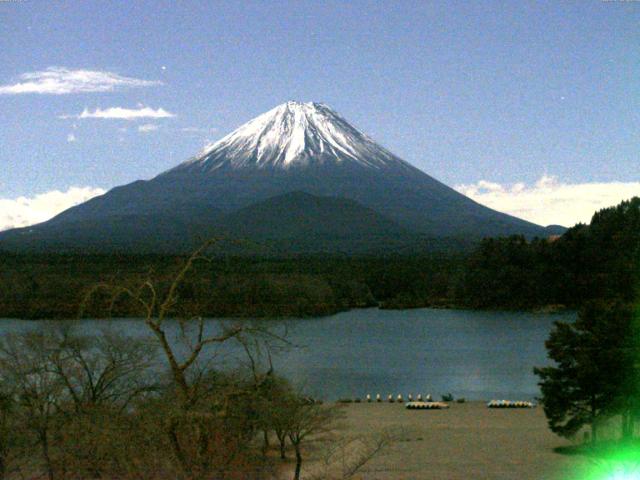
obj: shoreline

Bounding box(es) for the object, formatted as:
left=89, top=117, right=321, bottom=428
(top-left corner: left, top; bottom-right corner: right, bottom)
left=324, top=401, right=588, bottom=479
left=0, top=303, right=574, bottom=322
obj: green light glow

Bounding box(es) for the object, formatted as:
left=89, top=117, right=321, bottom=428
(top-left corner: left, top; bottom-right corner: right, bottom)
left=576, top=443, right=640, bottom=480
left=565, top=211, right=640, bottom=480
left=603, top=468, right=640, bottom=480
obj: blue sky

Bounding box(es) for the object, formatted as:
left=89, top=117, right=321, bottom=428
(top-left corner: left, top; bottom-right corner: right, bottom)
left=1, top=0, right=638, bottom=228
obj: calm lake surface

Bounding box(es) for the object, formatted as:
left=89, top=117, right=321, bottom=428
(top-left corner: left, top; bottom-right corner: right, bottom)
left=0, top=308, right=574, bottom=401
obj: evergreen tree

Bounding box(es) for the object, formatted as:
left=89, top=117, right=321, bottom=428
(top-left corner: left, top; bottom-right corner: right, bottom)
left=535, top=301, right=638, bottom=441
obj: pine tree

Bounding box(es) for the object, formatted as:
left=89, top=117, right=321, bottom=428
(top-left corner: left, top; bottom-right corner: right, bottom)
left=534, top=300, right=637, bottom=441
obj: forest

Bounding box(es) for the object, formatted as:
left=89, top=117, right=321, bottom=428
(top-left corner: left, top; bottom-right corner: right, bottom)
left=532, top=198, right=640, bottom=450
left=0, top=197, right=638, bottom=320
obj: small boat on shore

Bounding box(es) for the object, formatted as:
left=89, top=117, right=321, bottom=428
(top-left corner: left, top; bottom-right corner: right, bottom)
left=487, top=400, right=535, bottom=409
left=405, top=401, right=450, bottom=410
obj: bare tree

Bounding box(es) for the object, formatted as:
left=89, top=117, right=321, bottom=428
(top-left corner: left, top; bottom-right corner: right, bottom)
left=81, top=239, right=284, bottom=479
left=0, top=391, right=18, bottom=480
left=47, top=324, right=158, bottom=413
left=286, top=400, right=338, bottom=480
left=236, top=328, right=298, bottom=458
left=0, top=323, right=160, bottom=480
left=0, top=331, right=65, bottom=480
left=254, top=375, right=294, bottom=460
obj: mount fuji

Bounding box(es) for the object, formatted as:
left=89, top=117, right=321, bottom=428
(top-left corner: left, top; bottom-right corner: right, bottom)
left=0, top=101, right=560, bottom=254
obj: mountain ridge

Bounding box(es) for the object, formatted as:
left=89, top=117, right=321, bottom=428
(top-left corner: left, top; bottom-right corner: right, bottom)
left=0, top=101, right=560, bottom=253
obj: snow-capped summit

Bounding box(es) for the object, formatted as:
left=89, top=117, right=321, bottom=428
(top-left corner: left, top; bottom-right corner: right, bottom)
left=0, top=100, right=555, bottom=254
left=174, top=101, right=412, bottom=172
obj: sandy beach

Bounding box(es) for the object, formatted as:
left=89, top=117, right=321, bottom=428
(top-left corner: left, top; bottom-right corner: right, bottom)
left=319, top=402, right=589, bottom=480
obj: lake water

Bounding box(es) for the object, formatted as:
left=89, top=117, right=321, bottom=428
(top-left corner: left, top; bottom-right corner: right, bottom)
left=0, top=308, right=574, bottom=401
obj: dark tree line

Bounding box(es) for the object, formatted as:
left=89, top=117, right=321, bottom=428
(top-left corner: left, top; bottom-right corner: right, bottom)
left=462, top=197, right=640, bottom=309
left=0, top=252, right=464, bottom=319
left=1, top=199, right=638, bottom=320
left=534, top=198, right=640, bottom=443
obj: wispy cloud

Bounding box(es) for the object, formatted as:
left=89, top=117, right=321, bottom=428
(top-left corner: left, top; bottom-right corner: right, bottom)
left=0, top=187, right=106, bottom=231
left=455, top=175, right=640, bottom=227
left=66, top=133, right=77, bottom=143
left=138, top=123, right=159, bottom=133
left=61, top=106, right=175, bottom=120
left=181, top=126, right=218, bottom=134
left=0, top=67, right=162, bottom=95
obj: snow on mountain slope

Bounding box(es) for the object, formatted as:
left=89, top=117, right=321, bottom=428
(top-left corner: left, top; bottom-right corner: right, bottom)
left=173, top=101, right=413, bottom=172
left=0, top=100, right=554, bottom=254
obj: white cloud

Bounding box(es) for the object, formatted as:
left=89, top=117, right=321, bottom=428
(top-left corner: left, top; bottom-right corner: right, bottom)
left=0, top=67, right=162, bottom=95
left=0, top=186, right=106, bottom=232
left=66, top=133, right=77, bottom=143
left=181, top=126, right=218, bottom=134
left=455, top=175, right=640, bottom=227
left=61, top=106, right=175, bottom=120
left=138, top=123, right=159, bottom=133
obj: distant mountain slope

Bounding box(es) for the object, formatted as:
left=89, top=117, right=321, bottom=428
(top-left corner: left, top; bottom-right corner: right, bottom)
left=0, top=101, right=554, bottom=253
left=0, top=192, right=421, bottom=254
left=217, top=191, right=419, bottom=254
left=0, top=211, right=221, bottom=253
left=543, top=225, right=568, bottom=236
left=222, top=191, right=404, bottom=238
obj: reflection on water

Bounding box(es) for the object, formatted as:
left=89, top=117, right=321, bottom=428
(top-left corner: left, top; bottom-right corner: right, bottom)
left=274, top=308, right=573, bottom=401
left=0, top=308, right=574, bottom=401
